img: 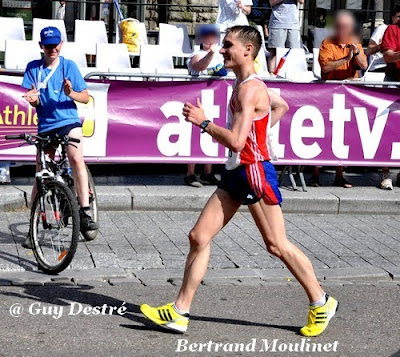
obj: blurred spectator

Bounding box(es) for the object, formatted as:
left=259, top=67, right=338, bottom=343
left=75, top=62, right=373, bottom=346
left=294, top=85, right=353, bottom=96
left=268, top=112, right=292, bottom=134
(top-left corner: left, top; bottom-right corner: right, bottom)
left=381, top=6, right=400, bottom=82
left=100, top=0, right=112, bottom=25
left=185, top=25, right=222, bottom=188
left=368, top=8, right=400, bottom=190
left=267, top=0, right=303, bottom=73
left=216, top=0, right=252, bottom=29
left=311, top=11, right=368, bottom=188
left=187, top=25, right=227, bottom=76
left=56, top=1, right=66, bottom=20
left=367, top=9, right=400, bottom=73
left=184, top=164, right=219, bottom=188
left=319, top=10, right=367, bottom=80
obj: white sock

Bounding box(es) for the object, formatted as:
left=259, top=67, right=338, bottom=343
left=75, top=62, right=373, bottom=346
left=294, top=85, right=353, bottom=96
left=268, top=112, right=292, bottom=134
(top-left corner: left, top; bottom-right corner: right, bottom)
left=310, top=293, right=327, bottom=307
left=172, top=302, right=189, bottom=315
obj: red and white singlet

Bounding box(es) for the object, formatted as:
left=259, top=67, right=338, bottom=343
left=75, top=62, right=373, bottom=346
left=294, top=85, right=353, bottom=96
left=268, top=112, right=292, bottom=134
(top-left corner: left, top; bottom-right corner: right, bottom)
left=225, top=74, right=272, bottom=171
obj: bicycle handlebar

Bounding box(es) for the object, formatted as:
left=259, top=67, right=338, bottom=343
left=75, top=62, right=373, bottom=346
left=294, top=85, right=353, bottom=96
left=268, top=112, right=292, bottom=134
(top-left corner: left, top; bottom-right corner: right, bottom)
left=5, top=134, right=27, bottom=140
left=5, top=133, right=81, bottom=145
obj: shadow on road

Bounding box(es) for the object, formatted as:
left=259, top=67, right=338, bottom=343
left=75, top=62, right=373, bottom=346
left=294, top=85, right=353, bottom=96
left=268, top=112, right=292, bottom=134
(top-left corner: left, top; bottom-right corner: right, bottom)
left=0, top=284, right=299, bottom=335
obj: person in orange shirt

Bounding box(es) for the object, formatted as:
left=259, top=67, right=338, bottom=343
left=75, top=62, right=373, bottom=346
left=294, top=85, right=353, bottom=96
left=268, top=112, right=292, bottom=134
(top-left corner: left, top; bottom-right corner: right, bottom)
left=309, top=11, right=368, bottom=188
left=319, top=10, right=367, bottom=81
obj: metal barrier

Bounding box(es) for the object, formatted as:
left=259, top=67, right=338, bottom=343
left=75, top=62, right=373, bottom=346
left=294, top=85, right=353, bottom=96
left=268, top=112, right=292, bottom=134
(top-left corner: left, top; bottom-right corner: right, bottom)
left=83, top=71, right=400, bottom=87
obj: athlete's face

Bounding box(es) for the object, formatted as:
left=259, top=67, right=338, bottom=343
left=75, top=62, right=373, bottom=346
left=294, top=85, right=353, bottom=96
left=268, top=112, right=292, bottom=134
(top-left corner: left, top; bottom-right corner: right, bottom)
left=220, top=33, right=252, bottom=69
left=40, top=41, right=63, bottom=60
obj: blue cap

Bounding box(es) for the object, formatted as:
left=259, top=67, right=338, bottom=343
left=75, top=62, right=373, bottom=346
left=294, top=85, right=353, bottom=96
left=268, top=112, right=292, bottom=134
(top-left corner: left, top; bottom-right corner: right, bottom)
left=40, top=27, right=62, bottom=45
left=199, top=24, right=219, bottom=38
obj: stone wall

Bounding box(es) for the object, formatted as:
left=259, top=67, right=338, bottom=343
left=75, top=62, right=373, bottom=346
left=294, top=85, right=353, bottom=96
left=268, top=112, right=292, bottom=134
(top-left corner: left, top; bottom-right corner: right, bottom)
left=145, top=0, right=218, bottom=33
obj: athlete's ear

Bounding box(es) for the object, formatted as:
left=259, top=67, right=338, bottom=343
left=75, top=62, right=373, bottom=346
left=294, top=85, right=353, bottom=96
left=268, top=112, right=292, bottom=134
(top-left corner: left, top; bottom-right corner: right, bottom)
left=196, top=98, right=203, bottom=109
left=245, top=43, right=252, bottom=56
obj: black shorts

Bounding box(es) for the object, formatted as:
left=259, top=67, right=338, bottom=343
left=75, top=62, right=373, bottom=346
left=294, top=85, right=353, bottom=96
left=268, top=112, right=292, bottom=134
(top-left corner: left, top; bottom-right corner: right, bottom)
left=39, top=122, right=82, bottom=140
left=218, top=161, right=283, bottom=206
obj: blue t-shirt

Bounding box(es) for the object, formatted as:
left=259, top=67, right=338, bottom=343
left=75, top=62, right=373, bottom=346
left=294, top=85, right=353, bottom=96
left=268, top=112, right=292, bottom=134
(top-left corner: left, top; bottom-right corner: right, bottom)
left=22, top=56, right=88, bottom=133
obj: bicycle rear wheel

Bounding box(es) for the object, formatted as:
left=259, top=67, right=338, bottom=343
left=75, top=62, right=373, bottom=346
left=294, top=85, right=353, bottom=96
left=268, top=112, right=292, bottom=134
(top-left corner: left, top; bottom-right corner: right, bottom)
left=81, top=165, right=99, bottom=241
left=30, top=180, right=80, bottom=274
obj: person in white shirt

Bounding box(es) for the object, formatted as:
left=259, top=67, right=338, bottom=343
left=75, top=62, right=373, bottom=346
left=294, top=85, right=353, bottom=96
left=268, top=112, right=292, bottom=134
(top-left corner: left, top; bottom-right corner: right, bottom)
left=367, top=11, right=400, bottom=73
left=366, top=10, right=400, bottom=190
left=216, top=0, right=253, bottom=29
left=185, top=25, right=224, bottom=187
left=366, top=24, right=388, bottom=72
left=56, top=1, right=66, bottom=20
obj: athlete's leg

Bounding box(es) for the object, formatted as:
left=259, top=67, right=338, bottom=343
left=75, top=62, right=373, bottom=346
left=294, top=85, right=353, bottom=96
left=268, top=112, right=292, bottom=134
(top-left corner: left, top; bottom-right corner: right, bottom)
left=65, top=127, right=89, bottom=207
left=175, top=188, right=241, bottom=312
left=248, top=200, right=324, bottom=302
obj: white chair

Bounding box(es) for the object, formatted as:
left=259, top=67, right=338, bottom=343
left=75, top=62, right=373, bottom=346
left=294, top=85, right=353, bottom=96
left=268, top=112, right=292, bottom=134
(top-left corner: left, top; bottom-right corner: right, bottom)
left=285, top=71, right=316, bottom=82
left=256, top=25, right=268, bottom=54
left=96, top=43, right=131, bottom=71
left=60, top=42, right=87, bottom=68
left=139, top=45, right=174, bottom=73
left=275, top=47, right=309, bottom=78
left=59, top=42, right=94, bottom=76
left=0, top=17, right=25, bottom=52
left=75, top=20, right=108, bottom=55
left=362, top=72, right=385, bottom=82
left=138, top=22, right=148, bottom=46
left=32, top=18, right=68, bottom=43
left=4, top=40, right=42, bottom=70
left=158, top=23, right=192, bottom=57
left=313, top=48, right=321, bottom=79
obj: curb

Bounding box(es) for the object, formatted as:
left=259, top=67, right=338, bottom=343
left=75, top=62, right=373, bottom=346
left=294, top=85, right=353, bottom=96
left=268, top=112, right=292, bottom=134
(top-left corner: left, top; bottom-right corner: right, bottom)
left=0, top=266, right=393, bottom=287
left=3, top=185, right=400, bottom=214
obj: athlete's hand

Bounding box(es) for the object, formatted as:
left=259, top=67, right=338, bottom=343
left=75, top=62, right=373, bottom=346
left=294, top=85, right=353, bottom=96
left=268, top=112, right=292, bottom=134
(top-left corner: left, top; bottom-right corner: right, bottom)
left=183, top=98, right=206, bottom=126
left=63, top=78, right=73, bottom=97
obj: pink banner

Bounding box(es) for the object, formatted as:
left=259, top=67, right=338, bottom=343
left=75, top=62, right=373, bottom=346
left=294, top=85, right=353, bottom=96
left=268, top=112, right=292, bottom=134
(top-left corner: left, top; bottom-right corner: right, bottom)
left=1, top=78, right=400, bottom=166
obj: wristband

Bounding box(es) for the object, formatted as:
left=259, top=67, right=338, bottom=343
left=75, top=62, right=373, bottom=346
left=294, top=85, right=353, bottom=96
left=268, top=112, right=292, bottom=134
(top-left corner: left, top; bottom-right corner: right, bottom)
left=200, top=120, right=211, bottom=133
left=354, top=51, right=360, bottom=56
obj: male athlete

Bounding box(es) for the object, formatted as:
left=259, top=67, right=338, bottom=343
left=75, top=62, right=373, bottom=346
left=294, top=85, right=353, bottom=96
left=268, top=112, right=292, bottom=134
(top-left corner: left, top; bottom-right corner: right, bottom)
left=22, top=27, right=98, bottom=248
left=141, top=26, right=338, bottom=337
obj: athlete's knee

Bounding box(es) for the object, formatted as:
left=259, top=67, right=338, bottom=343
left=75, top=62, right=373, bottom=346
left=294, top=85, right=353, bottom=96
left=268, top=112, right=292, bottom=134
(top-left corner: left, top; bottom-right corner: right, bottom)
left=188, top=229, right=210, bottom=250
left=266, top=243, right=283, bottom=258
left=265, top=240, right=290, bottom=259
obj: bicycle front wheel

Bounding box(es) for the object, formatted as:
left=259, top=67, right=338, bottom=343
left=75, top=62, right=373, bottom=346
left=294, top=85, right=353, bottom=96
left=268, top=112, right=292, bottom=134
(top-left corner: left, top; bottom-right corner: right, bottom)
left=30, top=180, right=80, bottom=274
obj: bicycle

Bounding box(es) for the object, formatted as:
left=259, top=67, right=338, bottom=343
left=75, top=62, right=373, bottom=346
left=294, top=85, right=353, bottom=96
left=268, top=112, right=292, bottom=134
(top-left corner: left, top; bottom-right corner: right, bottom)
left=5, top=133, right=99, bottom=274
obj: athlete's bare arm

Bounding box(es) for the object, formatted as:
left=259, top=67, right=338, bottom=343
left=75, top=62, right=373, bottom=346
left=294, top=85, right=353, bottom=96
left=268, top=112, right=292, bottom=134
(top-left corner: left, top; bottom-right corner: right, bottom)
left=183, top=81, right=264, bottom=153
left=268, top=89, right=289, bottom=127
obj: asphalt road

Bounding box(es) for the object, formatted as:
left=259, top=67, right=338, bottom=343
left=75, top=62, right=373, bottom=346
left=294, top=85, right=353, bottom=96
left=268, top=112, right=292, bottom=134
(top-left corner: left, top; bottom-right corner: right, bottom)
left=0, top=283, right=399, bottom=357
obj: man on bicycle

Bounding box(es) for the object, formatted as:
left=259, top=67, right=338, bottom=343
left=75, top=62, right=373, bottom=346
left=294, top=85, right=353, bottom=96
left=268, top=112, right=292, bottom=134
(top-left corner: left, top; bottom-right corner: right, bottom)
left=22, top=26, right=98, bottom=248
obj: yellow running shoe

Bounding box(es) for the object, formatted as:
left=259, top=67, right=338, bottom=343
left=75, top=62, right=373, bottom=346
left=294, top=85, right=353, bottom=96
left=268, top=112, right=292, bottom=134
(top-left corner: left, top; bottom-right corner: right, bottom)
left=140, top=303, right=189, bottom=333
left=300, top=294, right=339, bottom=337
